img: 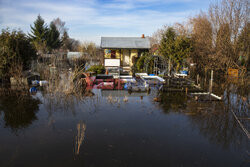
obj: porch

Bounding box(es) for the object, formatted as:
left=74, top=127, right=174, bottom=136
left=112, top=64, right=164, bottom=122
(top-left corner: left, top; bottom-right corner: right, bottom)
left=103, top=49, right=140, bottom=73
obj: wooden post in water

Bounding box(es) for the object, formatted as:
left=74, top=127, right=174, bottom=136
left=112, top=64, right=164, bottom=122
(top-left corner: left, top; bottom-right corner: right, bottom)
left=209, top=70, right=213, bottom=94
left=196, top=74, right=199, bottom=85
left=204, top=68, right=207, bottom=86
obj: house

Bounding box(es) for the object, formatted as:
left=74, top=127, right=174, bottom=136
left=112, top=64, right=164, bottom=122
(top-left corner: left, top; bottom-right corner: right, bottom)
left=100, top=34, right=150, bottom=73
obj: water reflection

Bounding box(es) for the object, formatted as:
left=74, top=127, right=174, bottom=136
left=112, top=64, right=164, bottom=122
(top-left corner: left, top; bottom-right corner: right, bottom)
left=187, top=102, right=246, bottom=148
left=223, top=82, right=250, bottom=140
left=157, top=90, right=249, bottom=149
left=73, top=121, right=86, bottom=158
left=158, top=92, right=187, bottom=112
left=0, top=89, right=40, bottom=132
left=224, top=83, right=249, bottom=114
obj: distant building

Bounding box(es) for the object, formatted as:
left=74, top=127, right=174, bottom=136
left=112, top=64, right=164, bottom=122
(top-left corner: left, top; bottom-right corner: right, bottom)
left=67, top=52, right=83, bottom=59
left=100, top=34, right=150, bottom=72
left=67, top=52, right=101, bottom=69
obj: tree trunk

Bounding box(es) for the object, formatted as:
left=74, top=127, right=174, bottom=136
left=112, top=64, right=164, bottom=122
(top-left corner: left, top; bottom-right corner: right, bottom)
left=168, top=58, right=171, bottom=76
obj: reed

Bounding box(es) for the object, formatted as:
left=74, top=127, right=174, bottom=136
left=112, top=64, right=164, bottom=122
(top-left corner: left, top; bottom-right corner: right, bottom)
left=73, top=121, right=86, bottom=156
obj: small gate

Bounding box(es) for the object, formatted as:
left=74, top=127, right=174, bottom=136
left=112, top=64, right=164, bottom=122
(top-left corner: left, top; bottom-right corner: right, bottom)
left=144, top=55, right=168, bottom=75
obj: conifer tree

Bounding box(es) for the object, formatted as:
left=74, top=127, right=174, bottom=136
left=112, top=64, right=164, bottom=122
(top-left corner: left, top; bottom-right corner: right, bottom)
left=174, top=35, right=192, bottom=70
left=47, top=22, right=61, bottom=52
left=159, top=27, right=176, bottom=61
left=159, top=27, right=177, bottom=73
left=159, top=27, right=192, bottom=72
left=61, top=31, right=71, bottom=51
left=29, top=15, right=48, bottom=54
left=237, top=22, right=250, bottom=67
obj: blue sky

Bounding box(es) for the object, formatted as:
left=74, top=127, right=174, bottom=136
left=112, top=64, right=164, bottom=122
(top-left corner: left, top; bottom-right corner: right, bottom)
left=0, top=0, right=210, bottom=44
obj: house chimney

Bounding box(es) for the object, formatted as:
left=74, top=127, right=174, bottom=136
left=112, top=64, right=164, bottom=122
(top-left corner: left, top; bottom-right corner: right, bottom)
left=141, top=34, right=145, bottom=38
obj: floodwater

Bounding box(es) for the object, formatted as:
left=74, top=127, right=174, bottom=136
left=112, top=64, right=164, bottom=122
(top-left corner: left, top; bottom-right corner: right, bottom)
left=0, top=82, right=249, bottom=167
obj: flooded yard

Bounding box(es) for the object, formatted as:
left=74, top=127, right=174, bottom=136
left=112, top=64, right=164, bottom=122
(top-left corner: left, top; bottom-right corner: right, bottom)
left=1, top=0, right=249, bottom=166
left=0, top=85, right=249, bottom=167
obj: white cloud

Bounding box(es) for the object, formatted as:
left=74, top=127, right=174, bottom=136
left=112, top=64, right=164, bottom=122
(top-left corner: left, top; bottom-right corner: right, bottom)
left=0, top=0, right=202, bottom=44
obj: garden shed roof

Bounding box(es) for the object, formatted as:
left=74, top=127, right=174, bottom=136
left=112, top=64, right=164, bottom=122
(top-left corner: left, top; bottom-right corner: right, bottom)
left=101, top=37, right=150, bottom=49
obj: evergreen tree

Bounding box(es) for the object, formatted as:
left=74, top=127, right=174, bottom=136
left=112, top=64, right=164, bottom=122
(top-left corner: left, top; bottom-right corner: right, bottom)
left=174, top=35, right=192, bottom=69
left=159, top=27, right=176, bottom=61
left=29, top=15, right=48, bottom=54
left=159, top=27, right=192, bottom=72
left=47, top=22, right=61, bottom=52
left=61, top=31, right=71, bottom=51
left=237, top=22, right=250, bottom=68
left=159, top=27, right=176, bottom=73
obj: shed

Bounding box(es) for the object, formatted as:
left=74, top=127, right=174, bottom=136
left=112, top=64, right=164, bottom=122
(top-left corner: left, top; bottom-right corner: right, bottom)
left=100, top=35, right=150, bottom=73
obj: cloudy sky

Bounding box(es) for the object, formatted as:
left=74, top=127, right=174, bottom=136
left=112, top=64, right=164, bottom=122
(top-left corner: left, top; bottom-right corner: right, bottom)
left=0, top=0, right=210, bottom=44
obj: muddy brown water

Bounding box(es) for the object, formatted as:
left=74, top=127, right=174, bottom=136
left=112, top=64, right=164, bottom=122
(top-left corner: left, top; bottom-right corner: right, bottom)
left=0, top=86, right=249, bottom=167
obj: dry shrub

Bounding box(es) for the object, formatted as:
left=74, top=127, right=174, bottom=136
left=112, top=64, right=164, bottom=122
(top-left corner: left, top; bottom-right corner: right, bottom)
left=8, top=62, right=30, bottom=90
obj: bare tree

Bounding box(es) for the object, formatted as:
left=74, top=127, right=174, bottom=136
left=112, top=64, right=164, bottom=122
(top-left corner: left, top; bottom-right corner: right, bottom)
left=150, top=0, right=249, bottom=73
left=209, top=0, right=249, bottom=65
left=78, top=42, right=98, bottom=59
left=188, top=0, right=249, bottom=72
left=173, top=22, right=192, bottom=37
left=215, top=23, right=235, bottom=69
left=52, top=17, right=68, bottom=38
left=189, top=12, right=214, bottom=70
left=150, top=27, right=166, bottom=47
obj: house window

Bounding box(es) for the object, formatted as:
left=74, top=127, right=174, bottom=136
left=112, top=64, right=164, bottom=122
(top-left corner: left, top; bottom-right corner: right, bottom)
left=104, top=49, right=111, bottom=58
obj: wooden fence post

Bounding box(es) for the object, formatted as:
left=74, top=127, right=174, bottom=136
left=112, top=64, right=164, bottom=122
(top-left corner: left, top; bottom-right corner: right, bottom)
left=209, top=70, right=213, bottom=93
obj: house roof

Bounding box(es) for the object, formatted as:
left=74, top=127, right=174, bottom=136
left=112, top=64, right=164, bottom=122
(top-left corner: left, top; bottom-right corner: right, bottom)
left=101, top=37, right=150, bottom=49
